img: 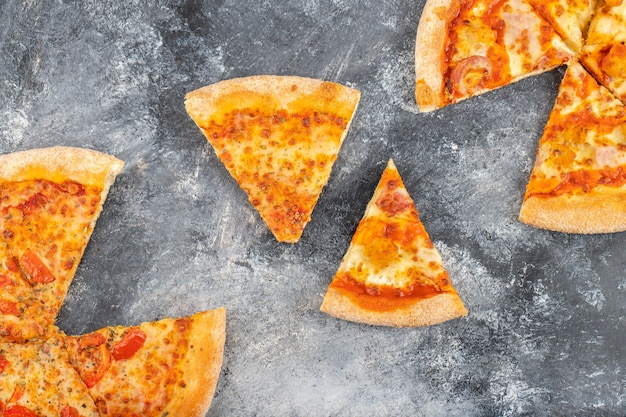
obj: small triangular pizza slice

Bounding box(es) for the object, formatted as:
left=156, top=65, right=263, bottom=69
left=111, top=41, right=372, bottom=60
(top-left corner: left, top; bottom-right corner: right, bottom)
left=0, top=335, right=100, bottom=417
left=0, top=147, right=123, bottom=342
left=580, top=0, right=626, bottom=104
left=520, top=61, right=626, bottom=233
left=528, top=0, right=597, bottom=54
left=320, top=160, right=467, bottom=327
left=185, top=75, right=360, bottom=243
left=64, top=308, right=226, bottom=417
left=415, top=0, right=574, bottom=112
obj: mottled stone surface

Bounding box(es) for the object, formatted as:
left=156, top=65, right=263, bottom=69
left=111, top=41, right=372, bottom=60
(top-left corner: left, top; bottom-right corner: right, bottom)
left=0, top=1, right=624, bottom=415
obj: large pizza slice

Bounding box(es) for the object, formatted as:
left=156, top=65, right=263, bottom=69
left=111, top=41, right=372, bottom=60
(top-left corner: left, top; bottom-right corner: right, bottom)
left=0, top=147, right=123, bottom=342
left=520, top=61, right=626, bottom=233
left=64, top=308, right=226, bottom=417
left=415, top=0, right=575, bottom=112
left=320, top=159, right=467, bottom=327
left=580, top=0, right=626, bottom=104
left=0, top=335, right=100, bottom=417
left=185, top=75, right=361, bottom=243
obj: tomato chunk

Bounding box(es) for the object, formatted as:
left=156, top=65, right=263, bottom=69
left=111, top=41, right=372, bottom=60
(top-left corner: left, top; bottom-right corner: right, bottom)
left=19, top=251, right=56, bottom=284
left=111, top=327, right=147, bottom=361
left=0, top=355, right=8, bottom=374
left=60, top=405, right=80, bottom=417
left=0, top=275, right=14, bottom=288
left=0, top=300, right=18, bottom=316
left=5, top=404, right=38, bottom=417
left=72, top=332, right=112, bottom=388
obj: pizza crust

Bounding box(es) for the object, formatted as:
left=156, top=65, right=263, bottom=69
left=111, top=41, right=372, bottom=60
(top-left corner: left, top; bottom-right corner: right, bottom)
left=165, top=308, right=227, bottom=417
left=520, top=185, right=626, bottom=234
left=414, top=0, right=458, bottom=112
left=0, top=146, right=124, bottom=187
left=321, top=286, right=467, bottom=328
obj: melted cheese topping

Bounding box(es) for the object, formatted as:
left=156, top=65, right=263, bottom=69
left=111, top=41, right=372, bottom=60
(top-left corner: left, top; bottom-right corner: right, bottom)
left=0, top=179, right=103, bottom=318
left=445, top=0, right=572, bottom=103
left=66, top=316, right=195, bottom=417
left=186, top=77, right=360, bottom=243
left=0, top=337, right=99, bottom=417
left=525, top=61, right=626, bottom=198
left=529, top=0, right=596, bottom=53
left=581, top=1, right=626, bottom=102
left=328, top=160, right=456, bottom=312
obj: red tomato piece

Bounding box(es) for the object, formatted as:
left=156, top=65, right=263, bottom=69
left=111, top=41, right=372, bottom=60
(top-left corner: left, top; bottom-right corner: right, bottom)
left=0, top=300, right=18, bottom=316
left=0, top=355, right=8, bottom=374
left=111, top=327, right=147, bottom=361
left=5, top=404, right=38, bottom=417
left=0, top=275, right=14, bottom=288
left=60, top=405, right=80, bottom=417
left=19, top=251, right=55, bottom=284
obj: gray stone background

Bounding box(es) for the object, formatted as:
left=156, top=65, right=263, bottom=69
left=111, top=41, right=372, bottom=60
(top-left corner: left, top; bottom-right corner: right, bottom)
left=0, top=1, right=624, bottom=416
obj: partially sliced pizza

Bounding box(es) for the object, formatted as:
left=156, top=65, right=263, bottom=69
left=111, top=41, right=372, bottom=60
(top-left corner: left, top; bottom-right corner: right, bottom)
left=320, top=159, right=467, bottom=327
left=185, top=75, right=361, bottom=243
left=528, top=0, right=598, bottom=54
left=580, top=0, right=626, bottom=104
left=0, top=335, right=100, bottom=417
left=0, top=147, right=123, bottom=343
left=64, top=308, right=226, bottom=417
left=520, top=61, right=626, bottom=233
left=415, top=0, right=575, bottom=112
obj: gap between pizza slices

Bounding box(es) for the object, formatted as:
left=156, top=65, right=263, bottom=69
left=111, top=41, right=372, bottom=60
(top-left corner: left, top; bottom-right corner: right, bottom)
left=0, top=147, right=227, bottom=416
left=321, top=159, right=467, bottom=327
left=185, top=75, right=361, bottom=243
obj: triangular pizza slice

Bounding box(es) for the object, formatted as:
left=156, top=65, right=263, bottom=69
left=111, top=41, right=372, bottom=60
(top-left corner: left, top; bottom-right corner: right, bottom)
left=64, top=308, right=226, bottom=417
left=528, top=0, right=598, bottom=54
left=520, top=61, right=626, bottom=233
left=0, top=147, right=123, bottom=342
left=185, top=75, right=360, bottom=243
left=580, top=0, right=626, bottom=104
left=0, top=335, right=100, bottom=417
left=415, top=0, right=575, bottom=112
left=320, top=159, right=467, bottom=327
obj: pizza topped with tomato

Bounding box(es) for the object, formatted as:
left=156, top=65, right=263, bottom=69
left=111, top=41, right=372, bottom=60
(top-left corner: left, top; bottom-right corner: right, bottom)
left=0, top=147, right=227, bottom=416
left=0, top=147, right=124, bottom=343
left=185, top=75, right=361, bottom=243
left=321, top=159, right=467, bottom=327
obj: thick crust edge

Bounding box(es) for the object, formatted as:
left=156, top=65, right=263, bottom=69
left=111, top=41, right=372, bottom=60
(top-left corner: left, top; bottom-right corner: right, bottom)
left=185, top=75, right=361, bottom=119
left=165, top=308, right=227, bottom=417
left=520, top=186, right=626, bottom=234
left=415, top=0, right=458, bottom=112
left=320, top=288, right=467, bottom=328
left=0, top=146, right=124, bottom=187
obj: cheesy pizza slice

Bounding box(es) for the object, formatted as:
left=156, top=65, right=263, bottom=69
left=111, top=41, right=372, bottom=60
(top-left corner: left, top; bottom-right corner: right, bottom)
left=0, top=147, right=123, bottom=342
left=415, top=0, right=575, bottom=112
left=520, top=61, right=626, bottom=233
left=581, top=0, right=626, bottom=104
left=528, top=0, right=597, bottom=54
left=64, top=308, right=226, bottom=417
left=0, top=335, right=100, bottom=417
left=185, top=75, right=360, bottom=243
left=320, top=159, right=467, bottom=327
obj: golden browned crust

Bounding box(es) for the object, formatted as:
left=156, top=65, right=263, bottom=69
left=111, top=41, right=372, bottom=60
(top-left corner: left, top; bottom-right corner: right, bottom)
left=0, top=146, right=124, bottom=187
left=321, top=287, right=467, bottom=327
left=415, top=0, right=459, bottom=112
left=185, top=75, right=361, bottom=122
left=165, top=307, right=227, bottom=417
left=519, top=185, right=626, bottom=234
